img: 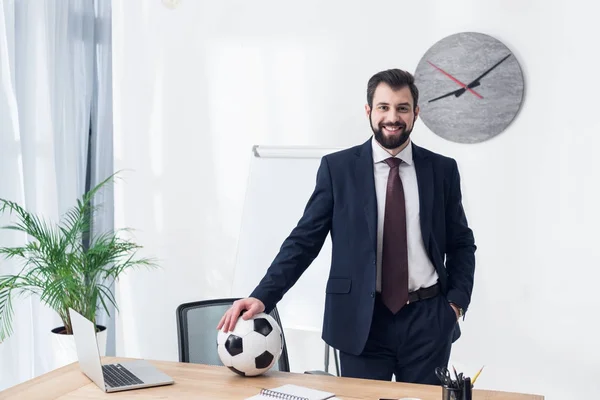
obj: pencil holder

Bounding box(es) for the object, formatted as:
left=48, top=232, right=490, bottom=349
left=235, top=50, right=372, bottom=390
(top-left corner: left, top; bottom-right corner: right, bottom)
left=441, top=386, right=462, bottom=400
left=441, top=383, right=472, bottom=400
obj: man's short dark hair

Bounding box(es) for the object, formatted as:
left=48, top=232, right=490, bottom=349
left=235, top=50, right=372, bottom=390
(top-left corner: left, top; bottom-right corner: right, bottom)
left=367, top=69, right=419, bottom=109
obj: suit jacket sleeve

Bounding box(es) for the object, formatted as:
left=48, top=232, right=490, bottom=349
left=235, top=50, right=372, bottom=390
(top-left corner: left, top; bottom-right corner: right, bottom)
left=249, top=156, right=334, bottom=313
left=445, top=160, right=476, bottom=313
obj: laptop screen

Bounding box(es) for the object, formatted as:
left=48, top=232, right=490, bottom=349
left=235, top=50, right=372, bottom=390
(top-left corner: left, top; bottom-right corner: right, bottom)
left=69, top=308, right=107, bottom=390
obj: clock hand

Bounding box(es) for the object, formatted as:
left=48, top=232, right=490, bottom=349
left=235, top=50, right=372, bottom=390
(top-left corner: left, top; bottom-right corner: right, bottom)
left=427, top=61, right=483, bottom=99
left=455, top=53, right=512, bottom=98
left=429, top=89, right=461, bottom=103
left=428, top=82, right=482, bottom=103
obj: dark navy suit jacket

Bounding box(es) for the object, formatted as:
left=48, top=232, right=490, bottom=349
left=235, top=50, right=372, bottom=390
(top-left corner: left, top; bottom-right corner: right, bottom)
left=250, top=138, right=476, bottom=355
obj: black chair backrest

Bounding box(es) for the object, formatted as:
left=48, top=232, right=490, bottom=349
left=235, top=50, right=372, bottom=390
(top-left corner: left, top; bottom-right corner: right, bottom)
left=176, top=298, right=290, bottom=372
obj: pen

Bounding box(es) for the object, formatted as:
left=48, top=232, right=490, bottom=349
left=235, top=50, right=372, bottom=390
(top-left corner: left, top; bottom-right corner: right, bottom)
left=471, top=365, right=485, bottom=386
left=452, top=365, right=459, bottom=382
left=464, top=377, right=473, bottom=400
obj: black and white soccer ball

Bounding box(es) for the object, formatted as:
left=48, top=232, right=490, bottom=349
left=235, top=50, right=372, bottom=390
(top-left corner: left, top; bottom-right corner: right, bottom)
left=217, top=312, right=283, bottom=376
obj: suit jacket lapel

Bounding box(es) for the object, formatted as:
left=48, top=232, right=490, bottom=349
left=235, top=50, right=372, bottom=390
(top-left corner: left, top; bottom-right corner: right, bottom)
left=355, top=139, right=377, bottom=254
left=412, top=143, right=433, bottom=253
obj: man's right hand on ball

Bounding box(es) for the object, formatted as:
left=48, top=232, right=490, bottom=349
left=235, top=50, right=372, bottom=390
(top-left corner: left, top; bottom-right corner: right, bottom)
left=216, top=297, right=265, bottom=333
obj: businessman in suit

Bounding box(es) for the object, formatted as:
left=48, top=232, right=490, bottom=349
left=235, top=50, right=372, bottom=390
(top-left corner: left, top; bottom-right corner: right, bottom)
left=218, top=68, right=476, bottom=385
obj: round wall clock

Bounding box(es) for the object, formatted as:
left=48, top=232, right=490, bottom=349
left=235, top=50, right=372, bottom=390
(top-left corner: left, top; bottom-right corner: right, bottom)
left=414, top=32, right=524, bottom=143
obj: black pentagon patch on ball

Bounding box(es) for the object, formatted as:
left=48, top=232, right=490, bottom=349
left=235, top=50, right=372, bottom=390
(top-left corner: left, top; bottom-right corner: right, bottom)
left=228, top=366, right=246, bottom=376
left=255, top=351, right=274, bottom=369
left=253, top=318, right=273, bottom=336
left=224, top=334, right=243, bottom=356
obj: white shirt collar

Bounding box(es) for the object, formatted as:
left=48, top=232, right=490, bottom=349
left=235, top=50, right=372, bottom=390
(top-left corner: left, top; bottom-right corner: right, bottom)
left=371, top=136, right=413, bottom=166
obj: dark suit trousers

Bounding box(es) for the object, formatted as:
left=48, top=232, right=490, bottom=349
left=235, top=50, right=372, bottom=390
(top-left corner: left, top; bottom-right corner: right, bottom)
left=338, top=292, right=456, bottom=384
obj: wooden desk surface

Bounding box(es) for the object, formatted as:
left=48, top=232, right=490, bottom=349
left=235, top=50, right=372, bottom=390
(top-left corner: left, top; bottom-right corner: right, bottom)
left=0, top=357, right=544, bottom=400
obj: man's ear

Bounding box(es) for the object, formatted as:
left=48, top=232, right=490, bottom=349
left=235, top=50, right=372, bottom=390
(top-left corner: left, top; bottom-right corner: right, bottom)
left=414, top=105, right=420, bottom=121
left=365, top=104, right=371, bottom=118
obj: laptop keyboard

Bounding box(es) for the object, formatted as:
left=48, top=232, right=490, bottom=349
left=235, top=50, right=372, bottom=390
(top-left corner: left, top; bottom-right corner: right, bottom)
left=102, top=364, right=144, bottom=388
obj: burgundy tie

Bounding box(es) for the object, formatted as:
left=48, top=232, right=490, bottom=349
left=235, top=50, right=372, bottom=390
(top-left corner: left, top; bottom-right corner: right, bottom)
left=381, top=157, right=409, bottom=314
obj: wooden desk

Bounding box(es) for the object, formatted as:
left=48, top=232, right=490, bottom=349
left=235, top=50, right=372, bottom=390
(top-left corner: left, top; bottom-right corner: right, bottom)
left=0, top=357, right=544, bottom=400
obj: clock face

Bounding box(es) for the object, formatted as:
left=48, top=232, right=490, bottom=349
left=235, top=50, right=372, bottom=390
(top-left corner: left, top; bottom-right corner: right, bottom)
left=414, top=32, right=524, bottom=143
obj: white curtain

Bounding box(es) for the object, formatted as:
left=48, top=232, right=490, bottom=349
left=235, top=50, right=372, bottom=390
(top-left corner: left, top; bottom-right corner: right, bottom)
left=90, top=0, right=115, bottom=357
left=0, top=0, right=113, bottom=390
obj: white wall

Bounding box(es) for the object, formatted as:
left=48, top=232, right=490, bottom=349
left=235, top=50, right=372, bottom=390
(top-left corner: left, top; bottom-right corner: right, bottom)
left=112, top=1, right=600, bottom=399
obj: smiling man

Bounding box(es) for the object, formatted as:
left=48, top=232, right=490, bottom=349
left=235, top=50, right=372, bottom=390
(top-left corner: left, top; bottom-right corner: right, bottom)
left=368, top=82, right=415, bottom=152
left=218, top=68, right=476, bottom=385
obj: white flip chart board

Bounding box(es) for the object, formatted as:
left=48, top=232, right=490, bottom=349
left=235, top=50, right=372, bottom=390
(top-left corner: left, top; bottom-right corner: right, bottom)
left=231, top=145, right=342, bottom=335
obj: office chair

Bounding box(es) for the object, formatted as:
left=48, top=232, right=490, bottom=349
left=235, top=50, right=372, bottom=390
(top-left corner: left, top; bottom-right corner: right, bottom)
left=176, top=298, right=290, bottom=372
left=176, top=298, right=336, bottom=376
left=324, top=343, right=341, bottom=377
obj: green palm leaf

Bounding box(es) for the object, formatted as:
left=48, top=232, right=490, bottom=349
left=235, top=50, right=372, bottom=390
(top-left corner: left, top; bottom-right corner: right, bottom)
left=0, top=172, right=157, bottom=341
left=0, top=276, right=17, bottom=341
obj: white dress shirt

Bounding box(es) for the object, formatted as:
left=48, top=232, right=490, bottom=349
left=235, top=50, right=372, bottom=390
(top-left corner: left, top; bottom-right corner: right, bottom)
left=372, top=136, right=439, bottom=292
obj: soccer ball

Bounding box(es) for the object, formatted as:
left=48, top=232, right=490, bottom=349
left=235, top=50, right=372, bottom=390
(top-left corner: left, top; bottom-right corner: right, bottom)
left=217, top=312, right=283, bottom=376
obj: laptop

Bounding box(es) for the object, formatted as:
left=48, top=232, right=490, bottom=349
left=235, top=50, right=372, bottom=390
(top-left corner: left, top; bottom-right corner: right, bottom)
left=69, top=308, right=174, bottom=393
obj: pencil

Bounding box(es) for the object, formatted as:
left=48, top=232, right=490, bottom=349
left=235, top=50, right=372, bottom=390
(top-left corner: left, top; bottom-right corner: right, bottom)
left=452, top=365, right=460, bottom=388
left=471, top=365, right=485, bottom=385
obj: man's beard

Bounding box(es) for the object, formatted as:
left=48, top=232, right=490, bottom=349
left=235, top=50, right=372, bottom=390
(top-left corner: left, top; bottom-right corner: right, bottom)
left=370, top=113, right=412, bottom=150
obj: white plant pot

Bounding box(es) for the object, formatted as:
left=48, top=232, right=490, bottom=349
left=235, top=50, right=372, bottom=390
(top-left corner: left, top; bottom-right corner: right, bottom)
left=50, top=325, right=107, bottom=368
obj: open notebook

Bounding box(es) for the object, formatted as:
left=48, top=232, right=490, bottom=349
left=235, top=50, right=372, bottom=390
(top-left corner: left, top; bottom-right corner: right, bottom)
left=245, top=384, right=336, bottom=400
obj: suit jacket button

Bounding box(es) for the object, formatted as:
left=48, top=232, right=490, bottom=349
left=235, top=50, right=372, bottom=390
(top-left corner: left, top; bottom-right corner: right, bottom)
left=370, top=291, right=375, bottom=298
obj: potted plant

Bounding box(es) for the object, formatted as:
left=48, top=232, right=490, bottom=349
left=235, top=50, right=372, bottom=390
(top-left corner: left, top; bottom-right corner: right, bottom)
left=0, top=173, right=156, bottom=365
